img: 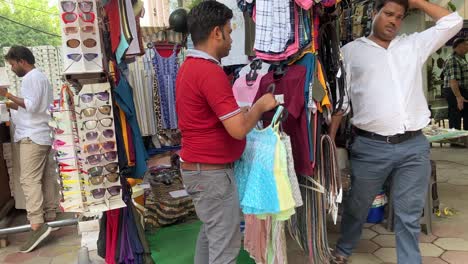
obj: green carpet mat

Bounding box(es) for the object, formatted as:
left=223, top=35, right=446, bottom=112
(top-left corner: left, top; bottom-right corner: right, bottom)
left=146, top=221, right=255, bottom=264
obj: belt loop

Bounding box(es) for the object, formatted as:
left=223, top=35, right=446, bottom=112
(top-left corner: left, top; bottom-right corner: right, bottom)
left=196, top=163, right=201, bottom=172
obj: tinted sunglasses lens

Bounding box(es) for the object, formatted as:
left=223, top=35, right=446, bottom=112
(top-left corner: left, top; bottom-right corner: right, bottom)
left=105, top=163, right=118, bottom=173
left=105, top=173, right=119, bottom=183
left=100, top=118, right=113, bottom=127
left=67, top=53, right=82, bottom=62
left=84, top=120, right=97, bottom=130
left=66, top=39, right=80, bottom=48
left=63, top=13, right=77, bottom=23
left=102, top=141, right=115, bottom=151
left=55, top=128, right=65, bottom=134
left=79, top=1, right=93, bottom=12
left=64, top=27, right=79, bottom=35
left=107, top=186, right=121, bottom=196
left=103, top=151, right=117, bottom=162
left=98, top=105, right=111, bottom=115
left=86, top=154, right=103, bottom=165
left=102, top=129, right=114, bottom=138
left=85, top=131, right=99, bottom=141
left=82, top=26, right=95, bottom=33
left=85, top=143, right=100, bottom=153
left=80, top=93, right=93, bottom=103
left=96, top=91, right=109, bottom=101
left=88, top=166, right=103, bottom=177
left=61, top=1, right=76, bottom=12
left=89, top=175, right=104, bottom=185
left=91, top=188, right=105, bottom=199
left=80, top=12, right=95, bottom=23
left=83, top=38, right=97, bottom=48
left=82, top=107, right=96, bottom=117
left=84, top=53, right=98, bottom=61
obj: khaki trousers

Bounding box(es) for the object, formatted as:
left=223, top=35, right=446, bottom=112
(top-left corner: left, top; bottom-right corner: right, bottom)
left=17, top=138, right=59, bottom=224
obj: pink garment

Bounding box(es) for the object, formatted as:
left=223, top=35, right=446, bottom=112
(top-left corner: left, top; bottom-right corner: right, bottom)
left=255, top=4, right=299, bottom=61
left=244, top=215, right=269, bottom=264
left=295, top=0, right=313, bottom=10
left=232, top=75, right=263, bottom=107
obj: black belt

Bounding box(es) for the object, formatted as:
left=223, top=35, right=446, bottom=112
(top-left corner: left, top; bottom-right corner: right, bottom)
left=354, top=127, right=422, bottom=144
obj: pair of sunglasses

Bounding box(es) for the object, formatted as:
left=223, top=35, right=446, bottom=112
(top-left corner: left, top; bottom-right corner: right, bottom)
left=67, top=53, right=99, bottom=62
left=84, top=129, right=114, bottom=142
left=64, top=25, right=95, bottom=35
left=67, top=38, right=97, bottom=49
left=87, top=162, right=119, bottom=177
left=80, top=91, right=109, bottom=103
left=89, top=173, right=119, bottom=185
left=61, top=1, right=93, bottom=13
left=80, top=105, right=112, bottom=117
left=84, top=141, right=115, bottom=154
left=62, top=12, right=95, bottom=24
left=86, top=151, right=118, bottom=165
left=90, top=186, right=121, bottom=199
left=81, top=118, right=113, bottom=130
left=53, top=127, right=78, bottom=135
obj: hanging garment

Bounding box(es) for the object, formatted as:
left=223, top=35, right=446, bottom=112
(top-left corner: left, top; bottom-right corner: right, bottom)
left=244, top=215, right=269, bottom=263
left=114, top=65, right=149, bottom=178
left=235, top=106, right=294, bottom=216
left=254, top=0, right=291, bottom=53
left=280, top=132, right=303, bottom=208
left=152, top=46, right=178, bottom=130
left=255, top=65, right=312, bottom=176
left=232, top=74, right=264, bottom=107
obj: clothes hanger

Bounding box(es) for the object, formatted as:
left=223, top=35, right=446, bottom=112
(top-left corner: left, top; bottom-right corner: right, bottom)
left=245, top=59, right=262, bottom=83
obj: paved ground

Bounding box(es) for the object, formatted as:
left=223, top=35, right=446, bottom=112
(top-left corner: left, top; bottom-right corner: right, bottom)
left=0, top=145, right=467, bottom=264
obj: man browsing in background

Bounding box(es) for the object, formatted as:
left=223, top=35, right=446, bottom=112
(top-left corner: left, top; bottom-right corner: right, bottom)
left=328, top=0, right=462, bottom=263
left=175, top=1, right=278, bottom=263
left=443, top=37, right=468, bottom=130
left=1, top=45, right=57, bottom=253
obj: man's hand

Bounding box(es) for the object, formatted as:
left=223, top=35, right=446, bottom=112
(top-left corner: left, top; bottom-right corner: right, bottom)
left=0, top=88, right=8, bottom=97
left=457, top=96, right=465, bottom=111
left=408, top=0, right=424, bottom=9
left=256, top=93, right=279, bottom=113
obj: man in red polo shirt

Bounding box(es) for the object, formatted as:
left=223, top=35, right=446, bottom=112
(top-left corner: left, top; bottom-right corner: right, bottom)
left=175, top=1, right=277, bottom=264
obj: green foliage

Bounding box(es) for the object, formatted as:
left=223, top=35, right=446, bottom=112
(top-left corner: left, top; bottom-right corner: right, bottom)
left=0, top=0, right=60, bottom=66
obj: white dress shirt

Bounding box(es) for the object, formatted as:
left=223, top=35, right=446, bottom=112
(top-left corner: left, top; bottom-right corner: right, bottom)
left=341, top=12, right=463, bottom=136
left=11, top=68, right=53, bottom=145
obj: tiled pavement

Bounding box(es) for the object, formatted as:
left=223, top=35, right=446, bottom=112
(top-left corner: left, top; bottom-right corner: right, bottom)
left=1, top=146, right=467, bottom=264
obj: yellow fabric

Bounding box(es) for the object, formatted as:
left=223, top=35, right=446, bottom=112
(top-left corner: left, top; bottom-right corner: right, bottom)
left=317, top=61, right=332, bottom=109
left=272, top=133, right=295, bottom=220
left=118, top=105, right=134, bottom=166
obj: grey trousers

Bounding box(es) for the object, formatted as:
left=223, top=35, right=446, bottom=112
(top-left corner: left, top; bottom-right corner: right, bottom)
left=336, top=134, right=431, bottom=264
left=181, top=168, right=241, bottom=264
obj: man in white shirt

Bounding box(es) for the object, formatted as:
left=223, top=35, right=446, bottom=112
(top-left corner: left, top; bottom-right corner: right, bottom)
left=1, top=46, right=56, bottom=253
left=328, top=0, right=463, bottom=263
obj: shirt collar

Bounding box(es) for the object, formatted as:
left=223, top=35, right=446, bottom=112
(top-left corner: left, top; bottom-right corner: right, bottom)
left=357, top=36, right=403, bottom=49
left=186, top=49, right=220, bottom=65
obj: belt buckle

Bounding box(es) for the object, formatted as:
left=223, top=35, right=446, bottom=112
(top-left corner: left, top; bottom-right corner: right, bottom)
left=386, top=136, right=391, bottom=144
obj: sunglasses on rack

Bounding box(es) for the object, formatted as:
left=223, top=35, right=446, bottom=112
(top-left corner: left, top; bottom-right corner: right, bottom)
left=61, top=11, right=95, bottom=24
left=89, top=173, right=120, bottom=185
left=64, top=25, right=95, bottom=35
left=87, top=162, right=119, bottom=177
left=79, top=105, right=112, bottom=117
left=84, top=141, right=115, bottom=154
left=84, top=129, right=114, bottom=141
left=79, top=1, right=93, bottom=13
left=66, top=38, right=97, bottom=49
left=90, top=186, right=121, bottom=199
left=81, top=118, right=113, bottom=130
left=85, top=151, right=118, bottom=165
left=61, top=1, right=76, bottom=12
left=67, top=53, right=99, bottom=62
left=79, top=91, right=110, bottom=103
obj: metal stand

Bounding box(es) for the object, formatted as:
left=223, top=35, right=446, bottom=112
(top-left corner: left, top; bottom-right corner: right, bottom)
left=0, top=217, right=79, bottom=236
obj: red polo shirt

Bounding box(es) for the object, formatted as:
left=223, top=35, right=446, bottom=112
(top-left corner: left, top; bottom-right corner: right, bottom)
left=176, top=55, right=246, bottom=164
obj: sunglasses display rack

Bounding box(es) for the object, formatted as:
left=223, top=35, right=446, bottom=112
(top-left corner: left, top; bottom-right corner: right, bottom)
left=50, top=82, right=125, bottom=213
left=59, top=0, right=104, bottom=74
left=75, top=82, right=125, bottom=213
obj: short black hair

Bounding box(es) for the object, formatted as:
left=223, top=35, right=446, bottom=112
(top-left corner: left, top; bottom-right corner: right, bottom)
left=187, top=0, right=233, bottom=46
left=453, top=38, right=467, bottom=49
left=374, top=0, right=409, bottom=13
left=4, top=46, right=35, bottom=65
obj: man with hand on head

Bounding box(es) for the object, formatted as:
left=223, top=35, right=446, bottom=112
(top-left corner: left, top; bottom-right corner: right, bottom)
left=328, top=0, right=462, bottom=263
